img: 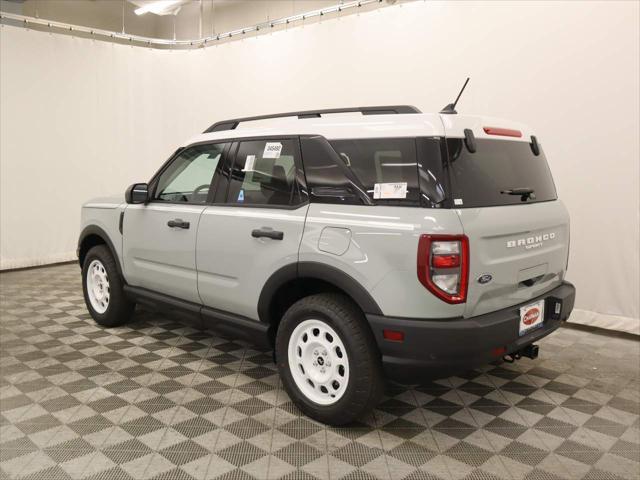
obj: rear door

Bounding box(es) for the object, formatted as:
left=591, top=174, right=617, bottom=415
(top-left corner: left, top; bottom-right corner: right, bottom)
left=196, top=137, right=308, bottom=320
left=445, top=136, right=570, bottom=317
left=123, top=142, right=229, bottom=303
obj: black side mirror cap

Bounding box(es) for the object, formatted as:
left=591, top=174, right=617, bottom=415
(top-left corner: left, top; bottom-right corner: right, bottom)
left=125, top=183, right=149, bottom=204
left=530, top=135, right=540, bottom=156
left=464, top=128, right=476, bottom=153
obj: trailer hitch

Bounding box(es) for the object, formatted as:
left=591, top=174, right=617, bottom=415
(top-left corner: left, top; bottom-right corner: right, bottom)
left=503, top=344, right=539, bottom=363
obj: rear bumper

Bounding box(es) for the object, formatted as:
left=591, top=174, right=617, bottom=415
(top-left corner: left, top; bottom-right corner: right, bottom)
left=366, top=281, right=576, bottom=383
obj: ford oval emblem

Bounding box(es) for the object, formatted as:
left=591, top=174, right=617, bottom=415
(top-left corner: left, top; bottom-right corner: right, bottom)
left=478, top=274, right=493, bottom=285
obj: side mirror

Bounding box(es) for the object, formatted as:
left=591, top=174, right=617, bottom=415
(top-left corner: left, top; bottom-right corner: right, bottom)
left=125, top=183, right=149, bottom=204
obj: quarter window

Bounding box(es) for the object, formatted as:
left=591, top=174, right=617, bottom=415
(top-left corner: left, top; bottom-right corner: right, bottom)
left=329, top=138, right=422, bottom=206
left=154, top=143, right=228, bottom=203
left=227, top=139, right=301, bottom=206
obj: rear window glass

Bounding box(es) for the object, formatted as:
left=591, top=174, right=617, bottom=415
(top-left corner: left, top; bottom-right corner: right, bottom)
left=329, top=138, right=421, bottom=206
left=446, top=138, right=557, bottom=208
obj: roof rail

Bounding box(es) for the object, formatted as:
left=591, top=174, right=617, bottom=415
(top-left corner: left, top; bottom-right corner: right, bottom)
left=203, top=105, right=422, bottom=133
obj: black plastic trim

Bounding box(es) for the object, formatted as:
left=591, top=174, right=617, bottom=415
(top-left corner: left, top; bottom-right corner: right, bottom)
left=366, top=281, right=576, bottom=382
left=256, top=262, right=383, bottom=324
left=416, top=136, right=449, bottom=208
left=530, top=135, right=540, bottom=156
left=123, top=285, right=271, bottom=348
left=206, top=202, right=309, bottom=211
left=124, top=285, right=201, bottom=323
left=77, top=225, right=123, bottom=277
left=463, top=128, right=476, bottom=153
left=257, top=263, right=298, bottom=323
left=201, top=306, right=270, bottom=348
left=298, top=263, right=382, bottom=315
left=203, top=106, right=422, bottom=133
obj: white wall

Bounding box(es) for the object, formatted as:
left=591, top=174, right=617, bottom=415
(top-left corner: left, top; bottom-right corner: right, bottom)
left=1, top=1, right=638, bottom=333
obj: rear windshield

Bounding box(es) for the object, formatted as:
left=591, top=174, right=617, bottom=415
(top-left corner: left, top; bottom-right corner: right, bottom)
left=446, top=138, right=557, bottom=208
left=328, top=137, right=447, bottom=207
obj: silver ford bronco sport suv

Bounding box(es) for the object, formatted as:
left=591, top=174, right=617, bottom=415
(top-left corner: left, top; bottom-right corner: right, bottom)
left=78, top=105, right=576, bottom=425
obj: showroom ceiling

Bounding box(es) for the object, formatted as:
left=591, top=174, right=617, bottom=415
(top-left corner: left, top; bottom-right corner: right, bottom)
left=0, top=0, right=381, bottom=41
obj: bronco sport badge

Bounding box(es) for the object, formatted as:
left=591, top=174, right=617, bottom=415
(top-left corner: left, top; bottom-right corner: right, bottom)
left=507, top=232, right=556, bottom=250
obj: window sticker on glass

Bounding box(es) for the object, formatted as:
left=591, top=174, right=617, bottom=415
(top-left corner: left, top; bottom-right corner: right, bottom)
left=454, top=198, right=464, bottom=206
left=373, top=182, right=408, bottom=199
left=263, top=142, right=283, bottom=159
left=237, top=189, right=245, bottom=203
left=243, top=155, right=255, bottom=172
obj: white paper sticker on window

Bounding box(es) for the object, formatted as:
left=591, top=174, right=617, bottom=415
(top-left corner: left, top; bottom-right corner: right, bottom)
left=373, top=182, right=408, bottom=200
left=242, top=155, right=255, bottom=172
left=263, top=142, right=282, bottom=159
left=454, top=198, right=464, bottom=206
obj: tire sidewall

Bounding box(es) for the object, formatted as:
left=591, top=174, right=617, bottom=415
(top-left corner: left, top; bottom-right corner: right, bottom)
left=82, top=246, right=126, bottom=326
left=276, top=298, right=375, bottom=422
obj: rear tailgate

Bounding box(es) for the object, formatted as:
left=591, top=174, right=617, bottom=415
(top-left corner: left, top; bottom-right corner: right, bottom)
left=457, top=201, right=569, bottom=317
left=440, top=114, right=569, bottom=318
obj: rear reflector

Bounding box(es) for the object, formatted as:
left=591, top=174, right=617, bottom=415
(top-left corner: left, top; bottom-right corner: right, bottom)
left=483, top=127, right=522, bottom=138
left=491, top=346, right=507, bottom=357
left=383, top=329, right=404, bottom=342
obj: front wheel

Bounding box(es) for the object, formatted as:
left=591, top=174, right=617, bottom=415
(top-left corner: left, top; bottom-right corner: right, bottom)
left=275, top=293, right=383, bottom=425
left=82, top=245, right=134, bottom=327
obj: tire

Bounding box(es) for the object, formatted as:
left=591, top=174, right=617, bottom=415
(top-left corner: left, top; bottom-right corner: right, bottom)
left=275, top=293, right=383, bottom=425
left=82, top=245, right=134, bottom=327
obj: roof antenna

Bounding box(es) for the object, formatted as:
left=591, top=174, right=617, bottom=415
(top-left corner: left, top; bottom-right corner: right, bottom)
left=440, top=77, right=470, bottom=115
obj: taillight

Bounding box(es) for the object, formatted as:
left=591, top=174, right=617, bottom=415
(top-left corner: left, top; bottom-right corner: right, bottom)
left=417, top=234, right=469, bottom=304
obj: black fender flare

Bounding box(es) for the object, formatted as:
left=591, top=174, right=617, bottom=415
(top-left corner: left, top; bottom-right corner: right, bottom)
left=77, top=225, right=124, bottom=277
left=257, top=261, right=383, bottom=323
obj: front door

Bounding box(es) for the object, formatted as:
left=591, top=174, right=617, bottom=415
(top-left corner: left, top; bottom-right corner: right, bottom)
left=123, top=142, right=230, bottom=303
left=196, top=137, right=309, bottom=320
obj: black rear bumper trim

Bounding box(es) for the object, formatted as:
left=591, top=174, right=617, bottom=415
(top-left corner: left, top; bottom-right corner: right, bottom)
left=366, top=281, right=576, bottom=383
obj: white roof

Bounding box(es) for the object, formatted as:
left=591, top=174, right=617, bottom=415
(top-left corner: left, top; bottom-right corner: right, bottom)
left=184, top=112, right=535, bottom=147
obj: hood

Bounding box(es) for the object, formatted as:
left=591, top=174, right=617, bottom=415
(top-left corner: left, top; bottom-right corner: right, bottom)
left=83, top=194, right=125, bottom=208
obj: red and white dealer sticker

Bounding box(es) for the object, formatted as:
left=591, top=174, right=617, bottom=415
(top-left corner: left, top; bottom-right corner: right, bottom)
left=519, top=300, right=545, bottom=336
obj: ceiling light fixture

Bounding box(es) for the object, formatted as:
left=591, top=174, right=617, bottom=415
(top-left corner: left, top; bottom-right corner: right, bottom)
left=132, top=0, right=186, bottom=16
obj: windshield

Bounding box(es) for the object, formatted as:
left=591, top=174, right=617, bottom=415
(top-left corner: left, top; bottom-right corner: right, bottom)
left=446, top=138, right=557, bottom=208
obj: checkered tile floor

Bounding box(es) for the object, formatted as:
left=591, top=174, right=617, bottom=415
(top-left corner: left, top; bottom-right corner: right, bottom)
left=1, top=264, right=638, bottom=480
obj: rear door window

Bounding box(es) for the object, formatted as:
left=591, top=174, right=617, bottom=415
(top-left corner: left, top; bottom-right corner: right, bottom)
left=446, top=138, right=557, bottom=208
left=227, top=139, right=303, bottom=207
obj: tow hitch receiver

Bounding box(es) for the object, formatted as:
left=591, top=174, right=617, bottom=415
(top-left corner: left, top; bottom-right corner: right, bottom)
left=503, top=344, right=539, bottom=363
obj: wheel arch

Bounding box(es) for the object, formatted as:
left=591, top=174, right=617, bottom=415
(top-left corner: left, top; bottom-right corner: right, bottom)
left=77, top=225, right=123, bottom=278
left=258, top=262, right=383, bottom=331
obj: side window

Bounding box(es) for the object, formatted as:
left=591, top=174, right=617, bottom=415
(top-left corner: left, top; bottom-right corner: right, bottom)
left=154, top=143, right=228, bottom=204
left=300, top=135, right=369, bottom=205
left=227, top=139, right=301, bottom=206
left=329, top=138, right=421, bottom=206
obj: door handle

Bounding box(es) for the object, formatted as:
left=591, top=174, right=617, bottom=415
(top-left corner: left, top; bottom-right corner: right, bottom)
left=167, top=219, right=190, bottom=229
left=251, top=228, right=284, bottom=240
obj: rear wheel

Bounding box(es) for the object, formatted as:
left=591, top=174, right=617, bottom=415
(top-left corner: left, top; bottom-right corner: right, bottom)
left=276, top=293, right=383, bottom=425
left=82, top=245, right=134, bottom=327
